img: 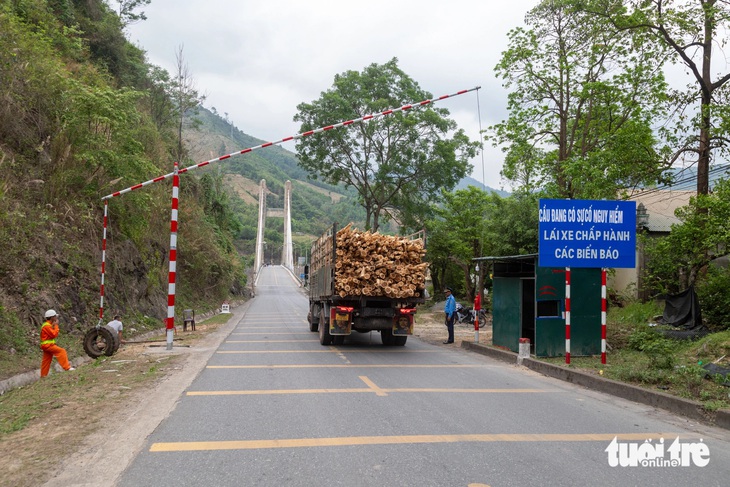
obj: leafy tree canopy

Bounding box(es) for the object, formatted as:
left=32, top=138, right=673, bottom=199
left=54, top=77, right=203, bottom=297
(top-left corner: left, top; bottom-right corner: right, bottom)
left=425, top=187, right=539, bottom=301
left=578, top=0, right=730, bottom=196
left=489, top=0, right=671, bottom=199
left=644, top=177, right=730, bottom=294
left=294, top=58, right=477, bottom=232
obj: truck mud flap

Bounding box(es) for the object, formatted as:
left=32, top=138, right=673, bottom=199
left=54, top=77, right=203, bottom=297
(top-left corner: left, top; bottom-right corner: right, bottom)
left=329, top=307, right=353, bottom=336
left=393, top=308, right=416, bottom=336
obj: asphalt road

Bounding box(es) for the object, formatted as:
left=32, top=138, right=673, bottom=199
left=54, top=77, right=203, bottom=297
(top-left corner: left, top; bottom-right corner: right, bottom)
left=117, top=265, right=730, bottom=487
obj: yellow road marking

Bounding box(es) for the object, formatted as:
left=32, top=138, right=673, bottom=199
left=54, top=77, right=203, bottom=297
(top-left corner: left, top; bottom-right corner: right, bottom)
left=226, top=340, right=315, bottom=343
left=207, top=364, right=483, bottom=369
left=359, top=376, right=388, bottom=396
left=235, top=325, right=306, bottom=328
left=231, top=332, right=314, bottom=335
left=186, top=387, right=551, bottom=396
left=150, top=433, right=680, bottom=452
left=216, top=350, right=434, bottom=354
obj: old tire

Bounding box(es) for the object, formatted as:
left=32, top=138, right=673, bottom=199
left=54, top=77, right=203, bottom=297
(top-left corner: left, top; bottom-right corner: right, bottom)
left=332, top=335, right=345, bottom=345
left=103, top=325, right=120, bottom=355
left=394, top=335, right=407, bottom=346
left=83, top=327, right=115, bottom=359
left=319, top=310, right=332, bottom=345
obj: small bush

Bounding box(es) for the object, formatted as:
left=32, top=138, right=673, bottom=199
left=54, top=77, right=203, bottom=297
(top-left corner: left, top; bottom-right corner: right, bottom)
left=696, top=266, right=730, bottom=331
left=627, top=327, right=676, bottom=369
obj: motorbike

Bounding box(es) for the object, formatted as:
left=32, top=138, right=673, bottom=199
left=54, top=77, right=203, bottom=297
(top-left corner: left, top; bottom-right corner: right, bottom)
left=454, top=303, right=488, bottom=326
left=454, top=303, right=473, bottom=324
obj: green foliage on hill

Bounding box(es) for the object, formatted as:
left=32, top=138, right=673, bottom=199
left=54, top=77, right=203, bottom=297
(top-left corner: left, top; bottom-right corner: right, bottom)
left=184, top=106, right=366, bottom=245
left=0, top=0, right=368, bottom=377
left=0, top=0, right=249, bottom=374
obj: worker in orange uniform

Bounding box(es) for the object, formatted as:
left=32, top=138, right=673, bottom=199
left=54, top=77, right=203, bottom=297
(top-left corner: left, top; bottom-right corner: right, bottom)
left=40, top=309, right=75, bottom=377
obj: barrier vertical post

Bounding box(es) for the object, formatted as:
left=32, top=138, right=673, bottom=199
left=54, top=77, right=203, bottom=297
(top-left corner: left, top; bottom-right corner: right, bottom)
left=601, top=268, right=607, bottom=364
left=97, top=200, right=109, bottom=327
left=166, top=162, right=180, bottom=350
left=565, top=266, right=571, bottom=364
left=473, top=292, right=481, bottom=343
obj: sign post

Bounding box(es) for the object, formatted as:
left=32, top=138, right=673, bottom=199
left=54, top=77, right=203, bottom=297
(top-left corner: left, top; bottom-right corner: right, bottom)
left=539, top=199, right=637, bottom=364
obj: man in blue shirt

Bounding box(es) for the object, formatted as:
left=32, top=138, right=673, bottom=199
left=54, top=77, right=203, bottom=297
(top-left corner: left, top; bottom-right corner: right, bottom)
left=443, top=287, right=456, bottom=344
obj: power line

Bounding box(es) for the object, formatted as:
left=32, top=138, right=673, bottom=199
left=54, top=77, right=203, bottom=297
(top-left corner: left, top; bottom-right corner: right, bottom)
left=625, top=164, right=730, bottom=201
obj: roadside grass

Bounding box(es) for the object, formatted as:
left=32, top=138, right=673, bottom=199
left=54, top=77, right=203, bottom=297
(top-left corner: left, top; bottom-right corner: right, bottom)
left=0, top=311, right=237, bottom=487
left=541, top=301, right=730, bottom=411
left=0, top=312, right=234, bottom=437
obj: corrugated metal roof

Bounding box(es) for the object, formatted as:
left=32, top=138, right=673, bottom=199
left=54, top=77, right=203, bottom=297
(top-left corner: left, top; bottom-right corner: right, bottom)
left=646, top=213, right=678, bottom=232
left=630, top=189, right=693, bottom=234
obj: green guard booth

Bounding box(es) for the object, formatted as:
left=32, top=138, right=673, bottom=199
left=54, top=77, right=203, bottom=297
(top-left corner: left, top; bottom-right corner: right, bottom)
left=479, top=255, right=601, bottom=357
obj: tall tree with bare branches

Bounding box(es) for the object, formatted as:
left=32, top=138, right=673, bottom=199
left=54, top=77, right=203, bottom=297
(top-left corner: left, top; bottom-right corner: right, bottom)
left=582, top=0, right=730, bottom=196
left=489, top=0, right=671, bottom=199
left=172, top=45, right=205, bottom=162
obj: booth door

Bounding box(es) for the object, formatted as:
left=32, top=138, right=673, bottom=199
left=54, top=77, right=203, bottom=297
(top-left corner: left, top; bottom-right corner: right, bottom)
left=493, top=277, right=522, bottom=352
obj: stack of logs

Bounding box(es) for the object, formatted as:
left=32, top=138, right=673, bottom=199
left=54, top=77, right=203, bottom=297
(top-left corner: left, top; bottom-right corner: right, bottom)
left=334, top=224, right=428, bottom=298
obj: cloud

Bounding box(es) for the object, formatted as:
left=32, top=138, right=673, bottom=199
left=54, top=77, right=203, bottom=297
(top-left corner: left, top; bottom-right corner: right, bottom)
left=127, top=0, right=536, bottom=188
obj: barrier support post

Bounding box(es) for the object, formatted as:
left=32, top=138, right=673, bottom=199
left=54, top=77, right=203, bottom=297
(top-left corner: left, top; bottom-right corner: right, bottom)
left=166, top=162, right=180, bottom=350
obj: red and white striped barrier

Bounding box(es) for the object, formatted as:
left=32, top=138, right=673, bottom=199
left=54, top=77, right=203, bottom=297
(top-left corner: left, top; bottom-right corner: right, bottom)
left=565, top=266, right=571, bottom=364
left=165, top=162, right=180, bottom=350
left=96, top=86, right=480, bottom=344
left=100, top=87, right=481, bottom=201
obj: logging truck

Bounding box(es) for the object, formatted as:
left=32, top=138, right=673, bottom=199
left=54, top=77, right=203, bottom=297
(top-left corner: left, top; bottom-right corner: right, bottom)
left=307, top=223, right=428, bottom=346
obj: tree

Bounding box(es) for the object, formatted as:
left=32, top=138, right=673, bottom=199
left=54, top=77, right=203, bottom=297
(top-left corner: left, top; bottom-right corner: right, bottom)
left=172, top=45, right=205, bottom=162
left=424, top=188, right=539, bottom=302
left=112, top=0, right=152, bottom=27
left=293, top=58, right=477, bottom=232
left=643, top=177, right=730, bottom=293
left=489, top=0, right=671, bottom=199
left=582, top=0, right=730, bottom=196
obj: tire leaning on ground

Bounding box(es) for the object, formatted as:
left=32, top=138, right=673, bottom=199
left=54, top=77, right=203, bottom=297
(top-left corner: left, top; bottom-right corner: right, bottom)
left=83, top=326, right=116, bottom=358
left=103, top=325, right=121, bottom=355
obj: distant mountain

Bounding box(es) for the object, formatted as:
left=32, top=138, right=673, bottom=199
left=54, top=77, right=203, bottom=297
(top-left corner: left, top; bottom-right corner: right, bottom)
left=184, top=107, right=365, bottom=242
left=455, top=175, right=511, bottom=196
left=184, top=107, right=512, bottom=240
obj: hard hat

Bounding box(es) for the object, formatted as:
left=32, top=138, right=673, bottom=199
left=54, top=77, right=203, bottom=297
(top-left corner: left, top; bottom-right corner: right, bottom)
left=44, top=309, right=57, bottom=318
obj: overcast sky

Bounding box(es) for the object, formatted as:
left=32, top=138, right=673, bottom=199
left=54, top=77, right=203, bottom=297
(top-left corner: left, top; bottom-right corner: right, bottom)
left=127, top=0, right=540, bottom=189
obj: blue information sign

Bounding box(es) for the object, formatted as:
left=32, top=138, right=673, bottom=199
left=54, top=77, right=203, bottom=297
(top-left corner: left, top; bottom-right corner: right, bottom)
left=538, top=199, right=637, bottom=268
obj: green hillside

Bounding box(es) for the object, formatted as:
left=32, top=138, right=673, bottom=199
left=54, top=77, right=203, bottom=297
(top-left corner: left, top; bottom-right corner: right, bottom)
left=183, top=106, right=367, bottom=252
left=0, top=0, right=372, bottom=379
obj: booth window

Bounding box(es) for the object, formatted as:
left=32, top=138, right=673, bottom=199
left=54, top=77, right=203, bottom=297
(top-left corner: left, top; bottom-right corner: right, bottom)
left=536, top=300, right=561, bottom=318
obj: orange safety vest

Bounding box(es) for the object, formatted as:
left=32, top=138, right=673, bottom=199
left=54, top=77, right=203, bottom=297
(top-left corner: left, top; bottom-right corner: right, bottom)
left=40, top=321, right=58, bottom=347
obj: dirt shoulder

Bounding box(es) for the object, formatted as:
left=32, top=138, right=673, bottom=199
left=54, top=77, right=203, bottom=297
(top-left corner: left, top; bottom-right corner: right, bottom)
left=0, top=302, right=486, bottom=487
left=413, top=308, right=492, bottom=347
left=0, top=304, right=246, bottom=487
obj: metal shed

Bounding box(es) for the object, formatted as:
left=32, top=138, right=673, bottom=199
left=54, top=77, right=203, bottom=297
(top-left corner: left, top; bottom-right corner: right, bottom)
left=476, top=255, right=601, bottom=358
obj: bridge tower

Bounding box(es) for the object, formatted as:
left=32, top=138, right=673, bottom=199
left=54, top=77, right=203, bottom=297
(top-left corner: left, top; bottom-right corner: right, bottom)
left=282, top=181, right=294, bottom=270
left=254, top=179, right=267, bottom=275
left=254, top=179, right=294, bottom=280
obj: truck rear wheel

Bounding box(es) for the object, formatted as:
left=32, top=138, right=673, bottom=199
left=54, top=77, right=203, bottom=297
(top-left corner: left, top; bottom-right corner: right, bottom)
left=308, top=310, right=319, bottom=332
left=318, top=310, right=332, bottom=345
left=393, top=336, right=407, bottom=346
left=381, top=328, right=394, bottom=346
